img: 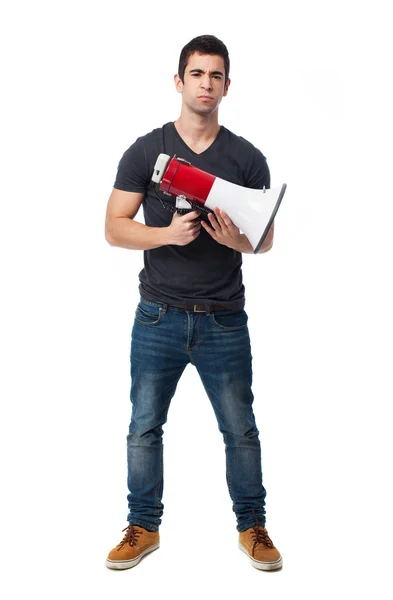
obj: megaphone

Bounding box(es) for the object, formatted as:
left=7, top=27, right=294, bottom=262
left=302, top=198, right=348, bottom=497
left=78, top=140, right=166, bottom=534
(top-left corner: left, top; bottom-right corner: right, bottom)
left=152, top=154, right=287, bottom=254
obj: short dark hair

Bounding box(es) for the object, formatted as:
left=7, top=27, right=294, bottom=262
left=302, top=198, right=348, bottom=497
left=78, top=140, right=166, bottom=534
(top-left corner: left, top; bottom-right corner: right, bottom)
left=178, top=35, right=230, bottom=83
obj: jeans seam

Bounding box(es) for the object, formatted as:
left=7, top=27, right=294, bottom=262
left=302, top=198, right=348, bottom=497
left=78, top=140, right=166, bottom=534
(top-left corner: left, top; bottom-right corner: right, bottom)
left=154, top=445, right=163, bottom=525
left=134, top=306, right=163, bottom=327
left=226, top=449, right=234, bottom=502
left=140, top=296, right=168, bottom=314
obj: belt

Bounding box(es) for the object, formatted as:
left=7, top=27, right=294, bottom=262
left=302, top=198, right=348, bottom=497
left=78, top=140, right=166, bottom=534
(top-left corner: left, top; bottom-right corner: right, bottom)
left=168, top=303, right=228, bottom=312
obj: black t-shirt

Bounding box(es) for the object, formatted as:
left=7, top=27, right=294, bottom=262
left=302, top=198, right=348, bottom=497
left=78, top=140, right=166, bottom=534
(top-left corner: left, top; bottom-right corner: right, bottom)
left=114, top=122, right=270, bottom=309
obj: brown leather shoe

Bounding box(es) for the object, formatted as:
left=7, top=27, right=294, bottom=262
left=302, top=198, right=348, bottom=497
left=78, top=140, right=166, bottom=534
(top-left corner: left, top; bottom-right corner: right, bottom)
left=239, top=525, right=282, bottom=570
left=106, top=525, right=160, bottom=570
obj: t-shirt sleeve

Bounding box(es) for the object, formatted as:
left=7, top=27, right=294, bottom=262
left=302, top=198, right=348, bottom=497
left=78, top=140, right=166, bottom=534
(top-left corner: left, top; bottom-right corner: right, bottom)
left=113, top=138, right=151, bottom=192
left=246, top=148, right=271, bottom=190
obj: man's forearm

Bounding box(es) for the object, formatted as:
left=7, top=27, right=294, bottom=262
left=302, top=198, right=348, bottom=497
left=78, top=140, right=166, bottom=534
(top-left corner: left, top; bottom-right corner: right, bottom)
left=234, top=224, right=274, bottom=254
left=105, top=217, right=170, bottom=250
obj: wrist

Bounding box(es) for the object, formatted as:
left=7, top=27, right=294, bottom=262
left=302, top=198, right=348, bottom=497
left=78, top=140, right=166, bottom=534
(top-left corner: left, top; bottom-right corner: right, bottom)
left=235, top=234, right=253, bottom=254
left=157, top=225, right=173, bottom=246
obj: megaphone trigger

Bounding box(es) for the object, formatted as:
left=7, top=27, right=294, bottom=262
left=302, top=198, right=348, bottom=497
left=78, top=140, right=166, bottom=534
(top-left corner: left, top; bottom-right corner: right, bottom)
left=176, top=195, right=192, bottom=210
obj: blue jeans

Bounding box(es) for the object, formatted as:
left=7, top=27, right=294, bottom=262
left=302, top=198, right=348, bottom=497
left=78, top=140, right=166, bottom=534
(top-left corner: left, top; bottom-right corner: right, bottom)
left=127, top=297, right=267, bottom=532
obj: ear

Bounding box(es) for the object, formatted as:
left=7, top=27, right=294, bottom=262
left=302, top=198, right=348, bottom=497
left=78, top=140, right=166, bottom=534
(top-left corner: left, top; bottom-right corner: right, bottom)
left=174, top=73, right=183, bottom=94
left=223, top=77, right=231, bottom=97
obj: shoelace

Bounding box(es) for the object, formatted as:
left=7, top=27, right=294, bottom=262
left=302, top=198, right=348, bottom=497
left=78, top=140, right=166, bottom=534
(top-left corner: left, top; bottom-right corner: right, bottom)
left=251, top=510, right=274, bottom=556
left=117, top=525, right=142, bottom=550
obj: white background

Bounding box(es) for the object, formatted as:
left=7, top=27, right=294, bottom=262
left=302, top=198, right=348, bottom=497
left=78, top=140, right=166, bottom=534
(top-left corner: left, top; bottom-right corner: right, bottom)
left=1, top=0, right=392, bottom=598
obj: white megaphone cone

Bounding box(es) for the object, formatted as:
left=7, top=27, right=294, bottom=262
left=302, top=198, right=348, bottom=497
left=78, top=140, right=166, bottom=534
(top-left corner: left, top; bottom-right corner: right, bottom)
left=204, top=178, right=286, bottom=253
left=152, top=154, right=287, bottom=254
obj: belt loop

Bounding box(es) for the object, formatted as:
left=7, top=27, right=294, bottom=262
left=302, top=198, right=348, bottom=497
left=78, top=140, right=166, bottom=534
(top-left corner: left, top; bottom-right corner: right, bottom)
left=160, top=302, right=168, bottom=314
left=205, top=304, right=211, bottom=315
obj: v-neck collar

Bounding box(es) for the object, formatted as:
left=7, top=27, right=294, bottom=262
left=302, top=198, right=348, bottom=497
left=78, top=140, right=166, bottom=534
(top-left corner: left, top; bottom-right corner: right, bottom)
left=170, top=122, right=224, bottom=157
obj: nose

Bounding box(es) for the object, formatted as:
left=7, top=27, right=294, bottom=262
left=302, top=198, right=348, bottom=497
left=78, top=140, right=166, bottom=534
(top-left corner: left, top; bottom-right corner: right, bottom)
left=200, top=74, right=213, bottom=91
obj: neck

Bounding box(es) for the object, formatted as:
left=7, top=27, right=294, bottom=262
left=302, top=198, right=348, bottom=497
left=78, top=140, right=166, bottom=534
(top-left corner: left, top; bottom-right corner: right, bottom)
left=174, top=107, right=220, bottom=146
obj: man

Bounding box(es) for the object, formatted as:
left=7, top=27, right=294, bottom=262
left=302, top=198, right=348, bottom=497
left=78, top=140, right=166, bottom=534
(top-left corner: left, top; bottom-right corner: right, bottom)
left=105, top=35, right=282, bottom=571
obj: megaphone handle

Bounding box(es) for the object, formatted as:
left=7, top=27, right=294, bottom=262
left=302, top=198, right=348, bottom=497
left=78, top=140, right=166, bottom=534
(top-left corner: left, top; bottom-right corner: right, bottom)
left=151, top=182, right=214, bottom=222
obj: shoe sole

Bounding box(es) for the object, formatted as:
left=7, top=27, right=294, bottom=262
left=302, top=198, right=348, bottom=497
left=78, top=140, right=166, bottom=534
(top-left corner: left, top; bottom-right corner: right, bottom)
left=238, top=542, right=283, bottom=571
left=105, top=543, right=160, bottom=570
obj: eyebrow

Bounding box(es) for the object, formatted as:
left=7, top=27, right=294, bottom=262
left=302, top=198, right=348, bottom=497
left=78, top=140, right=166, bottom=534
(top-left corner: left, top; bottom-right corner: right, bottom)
left=189, top=69, right=224, bottom=76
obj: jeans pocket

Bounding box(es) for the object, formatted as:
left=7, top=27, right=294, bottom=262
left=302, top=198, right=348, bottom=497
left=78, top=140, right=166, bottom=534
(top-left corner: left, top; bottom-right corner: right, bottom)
left=211, top=309, right=248, bottom=331
left=134, top=302, right=163, bottom=326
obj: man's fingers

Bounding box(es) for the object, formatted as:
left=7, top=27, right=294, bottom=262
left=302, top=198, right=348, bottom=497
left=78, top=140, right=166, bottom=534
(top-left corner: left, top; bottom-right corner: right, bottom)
left=201, top=220, right=217, bottom=239
left=214, top=208, right=233, bottom=229
left=218, top=209, right=232, bottom=227
left=181, top=210, right=201, bottom=221
left=213, top=208, right=224, bottom=226
left=213, top=208, right=230, bottom=231
left=208, top=212, right=218, bottom=230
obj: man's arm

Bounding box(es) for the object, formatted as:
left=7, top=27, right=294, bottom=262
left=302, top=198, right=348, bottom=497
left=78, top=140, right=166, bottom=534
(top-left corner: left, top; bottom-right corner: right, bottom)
left=235, top=221, right=274, bottom=254
left=105, top=188, right=201, bottom=250
left=200, top=208, right=274, bottom=254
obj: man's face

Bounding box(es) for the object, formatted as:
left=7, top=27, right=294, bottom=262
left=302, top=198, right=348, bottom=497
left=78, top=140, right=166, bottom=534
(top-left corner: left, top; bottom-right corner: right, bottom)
left=175, top=53, right=230, bottom=115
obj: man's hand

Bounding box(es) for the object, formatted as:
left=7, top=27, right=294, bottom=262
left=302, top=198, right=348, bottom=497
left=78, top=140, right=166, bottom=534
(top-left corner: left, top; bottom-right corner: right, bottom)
left=201, top=208, right=249, bottom=252
left=166, top=210, right=201, bottom=246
